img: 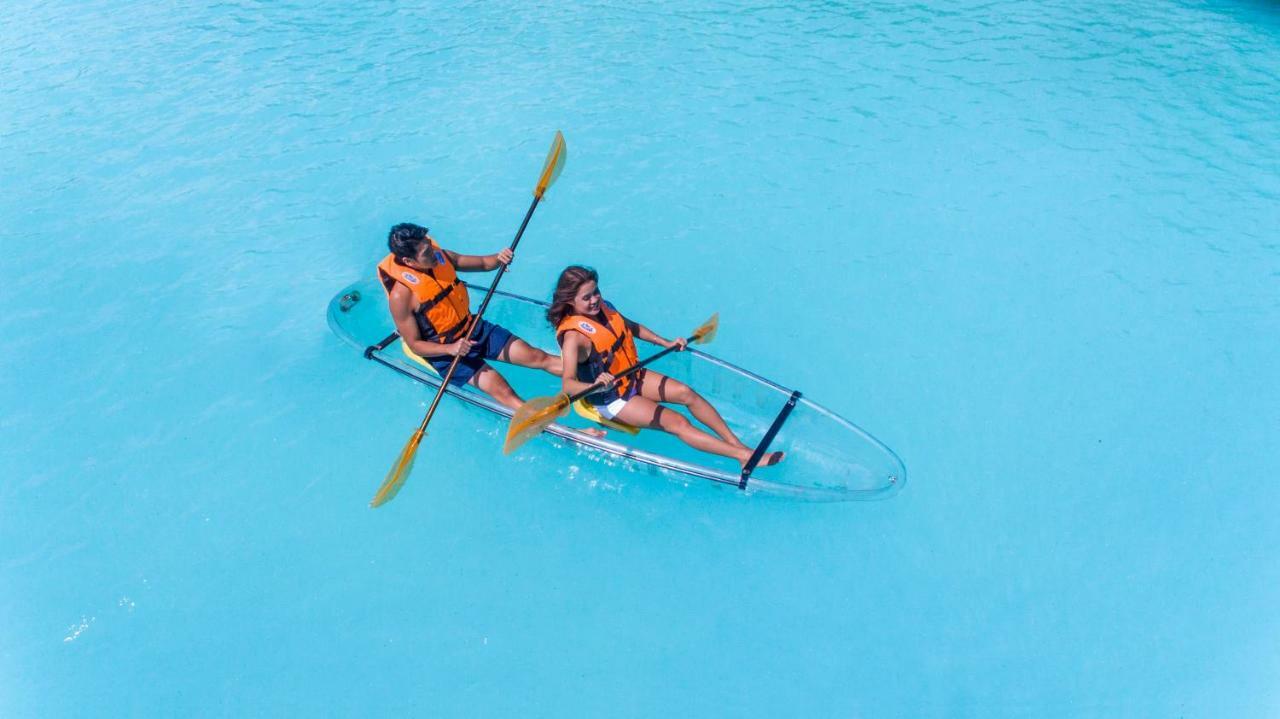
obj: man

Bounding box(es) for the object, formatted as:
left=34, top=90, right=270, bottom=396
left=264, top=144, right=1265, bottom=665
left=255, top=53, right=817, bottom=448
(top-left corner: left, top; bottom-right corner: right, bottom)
left=377, top=222, right=588, bottom=421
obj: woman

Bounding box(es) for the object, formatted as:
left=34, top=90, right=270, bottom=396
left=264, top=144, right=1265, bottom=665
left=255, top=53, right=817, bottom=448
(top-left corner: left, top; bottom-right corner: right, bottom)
left=548, top=265, right=784, bottom=469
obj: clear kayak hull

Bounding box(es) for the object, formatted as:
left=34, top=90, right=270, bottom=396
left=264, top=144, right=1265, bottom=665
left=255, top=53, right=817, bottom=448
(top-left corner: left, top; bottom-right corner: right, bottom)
left=327, top=280, right=905, bottom=501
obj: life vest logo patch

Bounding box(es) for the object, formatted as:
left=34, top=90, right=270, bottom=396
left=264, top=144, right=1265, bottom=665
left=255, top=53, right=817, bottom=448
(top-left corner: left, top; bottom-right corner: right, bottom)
left=434, top=251, right=446, bottom=264
left=401, top=272, right=420, bottom=285
left=578, top=321, right=597, bottom=335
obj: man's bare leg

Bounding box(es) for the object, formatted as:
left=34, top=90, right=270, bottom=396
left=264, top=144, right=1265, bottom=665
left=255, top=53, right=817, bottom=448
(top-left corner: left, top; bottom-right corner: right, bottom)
left=491, top=340, right=606, bottom=438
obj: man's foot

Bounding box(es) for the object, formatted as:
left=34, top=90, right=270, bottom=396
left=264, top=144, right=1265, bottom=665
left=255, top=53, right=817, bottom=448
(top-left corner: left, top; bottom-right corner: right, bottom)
left=581, top=427, right=607, bottom=439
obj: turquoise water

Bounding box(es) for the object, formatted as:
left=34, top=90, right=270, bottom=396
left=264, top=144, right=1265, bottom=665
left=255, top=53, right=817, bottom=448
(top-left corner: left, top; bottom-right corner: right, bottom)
left=3, top=0, right=1278, bottom=715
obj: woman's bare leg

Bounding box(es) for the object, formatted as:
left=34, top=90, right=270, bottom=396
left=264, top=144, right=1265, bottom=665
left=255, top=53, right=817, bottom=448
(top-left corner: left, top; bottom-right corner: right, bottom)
left=637, top=370, right=747, bottom=449
left=614, top=395, right=755, bottom=464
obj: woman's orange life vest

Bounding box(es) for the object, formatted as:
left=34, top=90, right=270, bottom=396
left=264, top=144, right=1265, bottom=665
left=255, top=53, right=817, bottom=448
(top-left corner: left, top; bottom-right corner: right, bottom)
left=556, top=302, right=640, bottom=397
left=376, top=246, right=471, bottom=341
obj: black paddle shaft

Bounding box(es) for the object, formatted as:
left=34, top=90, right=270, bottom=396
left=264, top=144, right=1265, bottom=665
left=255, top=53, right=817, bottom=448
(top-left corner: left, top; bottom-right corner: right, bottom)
left=567, top=341, right=685, bottom=404
left=417, top=195, right=541, bottom=429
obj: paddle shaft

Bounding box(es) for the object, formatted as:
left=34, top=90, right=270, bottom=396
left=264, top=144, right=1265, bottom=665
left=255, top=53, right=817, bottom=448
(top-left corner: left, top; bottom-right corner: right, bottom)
left=566, top=341, right=684, bottom=404
left=414, top=195, right=541, bottom=432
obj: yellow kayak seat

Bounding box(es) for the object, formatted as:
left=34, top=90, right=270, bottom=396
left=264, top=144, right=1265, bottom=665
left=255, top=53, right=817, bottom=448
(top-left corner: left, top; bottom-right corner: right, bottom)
left=572, top=398, right=641, bottom=435
left=402, top=342, right=440, bottom=375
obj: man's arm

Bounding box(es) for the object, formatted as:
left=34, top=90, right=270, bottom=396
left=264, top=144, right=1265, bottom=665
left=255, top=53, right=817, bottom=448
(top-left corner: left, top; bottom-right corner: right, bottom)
left=446, top=247, right=513, bottom=272
left=388, top=284, right=472, bottom=358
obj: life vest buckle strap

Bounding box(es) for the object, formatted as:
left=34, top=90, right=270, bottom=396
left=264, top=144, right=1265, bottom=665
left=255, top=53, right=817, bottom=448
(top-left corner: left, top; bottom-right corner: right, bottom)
left=420, top=316, right=470, bottom=344
left=417, top=277, right=463, bottom=312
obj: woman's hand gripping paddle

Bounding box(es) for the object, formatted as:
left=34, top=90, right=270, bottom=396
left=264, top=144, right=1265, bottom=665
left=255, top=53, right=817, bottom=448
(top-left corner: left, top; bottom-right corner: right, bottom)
left=370, top=131, right=568, bottom=508
left=503, top=313, right=719, bottom=454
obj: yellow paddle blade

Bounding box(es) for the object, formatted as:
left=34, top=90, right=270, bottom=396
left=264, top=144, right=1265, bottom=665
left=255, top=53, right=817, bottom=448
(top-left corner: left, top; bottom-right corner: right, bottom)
left=370, top=428, right=425, bottom=508
left=533, top=130, right=567, bottom=199
left=691, top=312, right=719, bottom=344
left=504, top=394, right=571, bottom=454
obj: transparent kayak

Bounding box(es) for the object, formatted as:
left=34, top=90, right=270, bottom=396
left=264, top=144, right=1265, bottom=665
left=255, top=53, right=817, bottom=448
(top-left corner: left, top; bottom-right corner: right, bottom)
left=327, top=279, right=905, bottom=501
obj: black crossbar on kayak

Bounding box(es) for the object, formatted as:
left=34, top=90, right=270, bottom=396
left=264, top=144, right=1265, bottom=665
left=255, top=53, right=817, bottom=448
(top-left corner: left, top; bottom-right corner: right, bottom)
left=739, top=390, right=802, bottom=490
left=364, top=332, right=401, bottom=359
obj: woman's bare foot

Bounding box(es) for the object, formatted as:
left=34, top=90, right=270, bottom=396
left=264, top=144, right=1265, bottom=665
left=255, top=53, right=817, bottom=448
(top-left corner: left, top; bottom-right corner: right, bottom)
left=739, top=450, right=785, bottom=469
left=581, top=427, right=607, bottom=439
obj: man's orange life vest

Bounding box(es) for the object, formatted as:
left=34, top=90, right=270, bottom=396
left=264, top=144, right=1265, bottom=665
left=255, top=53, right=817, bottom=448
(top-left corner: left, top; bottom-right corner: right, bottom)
left=557, top=302, right=640, bottom=397
left=377, top=247, right=471, bottom=341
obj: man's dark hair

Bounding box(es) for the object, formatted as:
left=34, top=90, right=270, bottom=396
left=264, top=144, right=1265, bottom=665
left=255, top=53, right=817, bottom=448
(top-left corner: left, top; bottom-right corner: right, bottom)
left=388, top=223, right=430, bottom=261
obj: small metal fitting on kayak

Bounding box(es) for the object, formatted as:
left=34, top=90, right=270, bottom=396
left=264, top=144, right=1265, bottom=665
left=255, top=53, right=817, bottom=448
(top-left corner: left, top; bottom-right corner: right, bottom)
left=365, top=331, right=402, bottom=360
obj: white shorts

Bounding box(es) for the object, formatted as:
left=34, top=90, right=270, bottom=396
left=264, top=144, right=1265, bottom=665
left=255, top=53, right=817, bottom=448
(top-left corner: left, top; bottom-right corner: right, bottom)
left=595, top=396, right=631, bottom=420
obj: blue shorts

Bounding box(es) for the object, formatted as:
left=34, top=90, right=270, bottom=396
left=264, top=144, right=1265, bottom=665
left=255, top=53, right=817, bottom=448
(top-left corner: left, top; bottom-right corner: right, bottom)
left=426, top=319, right=515, bottom=387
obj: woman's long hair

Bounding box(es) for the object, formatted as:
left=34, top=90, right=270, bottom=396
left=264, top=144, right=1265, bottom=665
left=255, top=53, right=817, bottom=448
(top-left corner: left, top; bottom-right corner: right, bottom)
left=546, top=265, right=598, bottom=327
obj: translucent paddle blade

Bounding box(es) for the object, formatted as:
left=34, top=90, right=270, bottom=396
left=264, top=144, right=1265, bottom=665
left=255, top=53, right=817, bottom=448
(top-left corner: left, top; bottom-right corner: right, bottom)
left=504, top=395, right=570, bottom=454
left=534, top=130, right=567, bottom=199
left=370, top=429, right=425, bottom=508
left=692, top=312, right=719, bottom=344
